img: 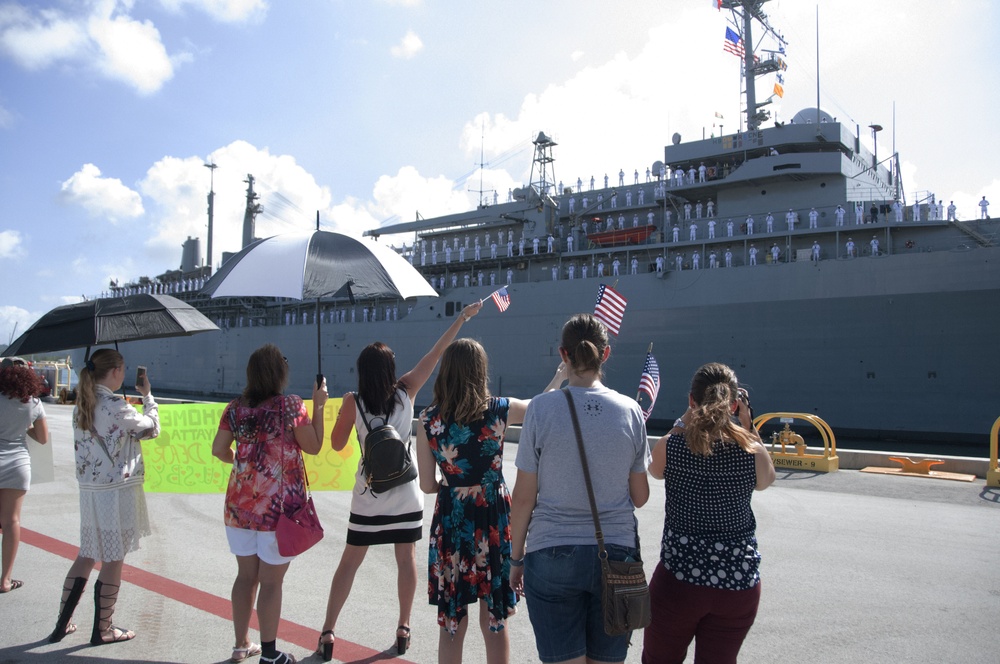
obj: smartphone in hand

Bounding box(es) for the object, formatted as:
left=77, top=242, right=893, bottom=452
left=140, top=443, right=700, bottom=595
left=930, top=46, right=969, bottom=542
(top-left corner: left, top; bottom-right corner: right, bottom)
left=135, top=365, right=147, bottom=389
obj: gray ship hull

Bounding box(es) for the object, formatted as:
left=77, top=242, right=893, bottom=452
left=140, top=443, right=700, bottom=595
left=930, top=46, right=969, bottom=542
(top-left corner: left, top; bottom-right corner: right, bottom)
left=90, top=243, right=1000, bottom=442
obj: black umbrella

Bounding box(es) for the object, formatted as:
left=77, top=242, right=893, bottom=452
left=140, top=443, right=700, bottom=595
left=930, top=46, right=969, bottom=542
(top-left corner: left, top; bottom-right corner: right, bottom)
left=200, top=229, right=437, bottom=386
left=3, top=293, right=219, bottom=356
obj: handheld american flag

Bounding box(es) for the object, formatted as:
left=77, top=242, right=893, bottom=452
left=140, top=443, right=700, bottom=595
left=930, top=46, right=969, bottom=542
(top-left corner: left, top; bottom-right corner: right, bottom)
left=594, top=284, right=627, bottom=336
left=637, top=352, right=660, bottom=420
left=489, top=286, right=511, bottom=312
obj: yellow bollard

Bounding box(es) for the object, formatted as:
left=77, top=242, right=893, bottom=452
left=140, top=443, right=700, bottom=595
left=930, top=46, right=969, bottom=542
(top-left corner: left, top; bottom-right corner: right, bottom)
left=988, top=416, right=1000, bottom=488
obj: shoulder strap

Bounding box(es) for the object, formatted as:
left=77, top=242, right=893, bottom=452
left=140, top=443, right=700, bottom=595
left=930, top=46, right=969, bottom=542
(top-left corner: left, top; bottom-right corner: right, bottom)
left=354, top=392, right=375, bottom=434
left=562, top=388, right=608, bottom=561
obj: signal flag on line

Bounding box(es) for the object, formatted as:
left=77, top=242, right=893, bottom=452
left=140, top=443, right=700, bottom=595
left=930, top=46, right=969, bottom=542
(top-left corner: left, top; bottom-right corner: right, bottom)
left=594, top=284, right=627, bottom=336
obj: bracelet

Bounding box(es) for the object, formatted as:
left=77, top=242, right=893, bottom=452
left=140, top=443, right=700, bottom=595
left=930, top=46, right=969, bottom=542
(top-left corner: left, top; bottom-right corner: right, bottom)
left=673, top=418, right=686, bottom=429
left=509, top=557, right=524, bottom=567
left=462, top=313, right=471, bottom=322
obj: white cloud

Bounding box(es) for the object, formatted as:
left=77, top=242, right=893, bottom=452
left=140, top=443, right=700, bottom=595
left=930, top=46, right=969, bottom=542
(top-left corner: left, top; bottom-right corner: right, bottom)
left=0, top=229, right=22, bottom=257
left=138, top=141, right=335, bottom=267
left=0, top=305, right=36, bottom=349
left=0, top=4, right=89, bottom=70
left=390, top=30, right=423, bottom=59
left=157, top=0, right=268, bottom=23
left=59, top=163, right=144, bottom=222
left=87, top=5, right=178, bottom=94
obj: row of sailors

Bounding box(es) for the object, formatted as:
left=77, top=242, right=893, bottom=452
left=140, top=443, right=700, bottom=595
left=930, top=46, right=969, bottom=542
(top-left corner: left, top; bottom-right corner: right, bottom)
left=563, top=161, right=735, bottom=195
left=104, top=277, right=205, bottom=298
left=215, top=304, right=419, bottom=328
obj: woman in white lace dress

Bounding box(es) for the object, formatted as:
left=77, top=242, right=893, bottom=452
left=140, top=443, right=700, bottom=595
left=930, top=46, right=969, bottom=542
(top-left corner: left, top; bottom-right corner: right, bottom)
left=47, top=349, right=160, bottom=646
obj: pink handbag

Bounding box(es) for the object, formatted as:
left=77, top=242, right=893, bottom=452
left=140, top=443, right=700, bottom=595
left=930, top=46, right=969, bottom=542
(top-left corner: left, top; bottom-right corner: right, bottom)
left=276, top=495, right=324, bottom=556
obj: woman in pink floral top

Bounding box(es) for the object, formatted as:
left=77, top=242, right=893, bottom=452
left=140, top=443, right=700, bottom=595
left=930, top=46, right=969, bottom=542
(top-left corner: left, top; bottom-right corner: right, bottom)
left=212, top=344, right=327, bottom=664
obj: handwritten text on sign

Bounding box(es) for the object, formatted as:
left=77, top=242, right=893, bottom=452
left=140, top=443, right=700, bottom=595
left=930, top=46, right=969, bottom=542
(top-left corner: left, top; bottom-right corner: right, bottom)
left=141, top=399, right=359, bottom=493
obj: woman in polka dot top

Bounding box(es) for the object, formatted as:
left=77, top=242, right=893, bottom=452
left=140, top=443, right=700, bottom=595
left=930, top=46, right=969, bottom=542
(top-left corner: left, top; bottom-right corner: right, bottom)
left=642, top=362, right=775, bottom=664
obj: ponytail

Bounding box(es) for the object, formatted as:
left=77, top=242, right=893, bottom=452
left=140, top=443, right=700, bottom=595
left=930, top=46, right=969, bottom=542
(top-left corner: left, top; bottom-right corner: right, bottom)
left=686, top=362, right=756, bottom=456
left=560, top=313, right=609, bottom=378
left=75, top=349, right=123, bottom=431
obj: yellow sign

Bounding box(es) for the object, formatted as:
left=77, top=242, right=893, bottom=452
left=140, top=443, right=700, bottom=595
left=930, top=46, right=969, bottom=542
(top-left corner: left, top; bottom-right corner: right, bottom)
left=141, top=399, right=360, bottom=493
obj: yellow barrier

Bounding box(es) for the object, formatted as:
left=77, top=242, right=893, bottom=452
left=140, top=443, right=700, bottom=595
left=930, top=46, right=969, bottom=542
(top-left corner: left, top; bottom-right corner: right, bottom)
left=754, top=412, right=839, bottom=473
left=141, top=399, right=360, bottom=493
left=988, top=416, right=1000, bottom=488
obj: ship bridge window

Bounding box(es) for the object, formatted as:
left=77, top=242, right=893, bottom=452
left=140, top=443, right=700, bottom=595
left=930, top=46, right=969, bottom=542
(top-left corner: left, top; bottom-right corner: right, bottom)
left=773, top=163, right=802, bottom=171
left=445, top=301, right=455, bottom=317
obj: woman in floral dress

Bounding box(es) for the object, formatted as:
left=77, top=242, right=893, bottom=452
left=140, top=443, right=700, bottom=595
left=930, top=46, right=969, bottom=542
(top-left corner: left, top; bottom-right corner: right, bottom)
left=416, top=339, right=565, bottom=663
left=48, top=349, right=159, bottom=646
left=212, top=344, right=327, bottom=664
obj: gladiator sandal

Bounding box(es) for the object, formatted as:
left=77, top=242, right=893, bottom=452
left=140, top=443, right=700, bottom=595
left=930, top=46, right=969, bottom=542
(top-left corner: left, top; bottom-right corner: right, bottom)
left=48, top=576, right=87, bottom=643
left=89, top=579, right=135, bottom=645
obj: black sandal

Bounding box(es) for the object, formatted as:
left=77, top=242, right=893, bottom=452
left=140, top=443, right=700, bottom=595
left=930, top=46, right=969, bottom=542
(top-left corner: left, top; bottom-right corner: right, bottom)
left=49, top=576, right=86, bottom=643
left=317, top=630, right=335, bottom=662
left=396, top=625, right=410, bottom=655
left=90, top=580, right=135, bottom=646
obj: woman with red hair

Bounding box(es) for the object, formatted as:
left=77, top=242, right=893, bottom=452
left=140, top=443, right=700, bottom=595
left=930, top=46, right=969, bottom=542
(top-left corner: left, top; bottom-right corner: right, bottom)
left=0, top=359, right=49, bottom=593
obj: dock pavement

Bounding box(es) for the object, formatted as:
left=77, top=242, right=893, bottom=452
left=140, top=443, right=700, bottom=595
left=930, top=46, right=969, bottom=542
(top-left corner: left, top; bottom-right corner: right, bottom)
left=0, top=404, right=997, bottom=663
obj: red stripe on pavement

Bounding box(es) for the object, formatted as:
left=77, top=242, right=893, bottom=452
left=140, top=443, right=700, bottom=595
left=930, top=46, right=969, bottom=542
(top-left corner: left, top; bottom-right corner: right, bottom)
left=21, top=528, right=413, bottom=663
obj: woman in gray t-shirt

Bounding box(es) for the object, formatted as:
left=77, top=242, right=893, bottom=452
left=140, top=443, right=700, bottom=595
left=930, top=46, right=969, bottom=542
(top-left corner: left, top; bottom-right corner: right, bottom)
left=510, top=314, right=650, bottom=664
left=0, top=360, right=49, bottom=593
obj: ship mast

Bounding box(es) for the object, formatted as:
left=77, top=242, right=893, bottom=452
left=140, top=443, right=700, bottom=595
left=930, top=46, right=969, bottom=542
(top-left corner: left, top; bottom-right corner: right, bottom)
left=528, top=132, right=557, bottom=196
left=241, top=174, right=262, bottom=248
left=722, top=0, right=784, bottom=131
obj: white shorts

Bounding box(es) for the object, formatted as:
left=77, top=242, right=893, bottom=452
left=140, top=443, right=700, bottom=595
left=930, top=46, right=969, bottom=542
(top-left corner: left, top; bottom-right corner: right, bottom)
left=225, top=527, right=294, bottom=566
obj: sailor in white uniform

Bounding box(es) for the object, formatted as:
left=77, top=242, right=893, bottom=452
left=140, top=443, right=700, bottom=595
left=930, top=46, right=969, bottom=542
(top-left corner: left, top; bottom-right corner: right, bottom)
left=709, top=250, right=718, bottom=269
left=724, top=248, right=733, bottom=268
left=655, top=255, right=664, bottom=273
left=445, top=246, right=452, bottom=263
left=854, top=201, right=864, bottom=224
left=695, top=201, right=703, bottom=219
left=809, top=208, right=819, bottom=228
left=691, top=251, right=700, bottom=269
left=770, top=244, right=780, bottom=263
left=835, top=204, right=846, bottom=226
left=684, top=202, right=692, bottom=220
left=912, top=201, right=921, bottom=222
left=745, top=215, right=754, bottom=235
left=845, top=238, right=856, bottom=258
left=689, top=222, right=698, bottom=241
left=726, top=219, right=734, bottom=237
left=568, top=197, right=576, bottom=213
left=464, top=273, right=470, bottom=287
left=698, top=163, right=707, bottom=182
left=749, top=244, right=758, bottom=265
left=632, top=214, right=639, bottom=228
left=597, top=260, right=605, bottom=277
left=619, top=169, right=625, bottom=186
left=892, top=200, right=903, bottom=222
left=811, top=241, right=821, bottom=262
left=947, top=201, right=957, bottom=221
left=618, top=214, right=625, bottom=230
left=546, top=235, right=554, bottom=252
left=490, top=242, right=497, bottom=259
left=631, top=258, right=639, bottom=275
left=638, top=188, right=645, bottom=205
left=687, top=166, right=696, bottom=184
left=786, top=209, right=796, bottom=230
left=870, top=236, right=880, bottom=256
left=672, top=225, right=680, bottom=242
left=647, top=211, right=655, bottom=225
left=765, top=212, right=774, bottom=233
left=552, top=267, right=558, bottom=281
left=980, top=196, right=990, bottom=219
left=707, top=199, right=715, bottom=217
left=626, top=190, right=632, bottom=206
left=612, top=258, right=621, bottom=276
left=675, top=253, right=683, bottom=271
left=567, top=264, right=575, bottom=280
left=582, top=264, right=589, bottom=279
left=597, top=193, right=604, bottom=210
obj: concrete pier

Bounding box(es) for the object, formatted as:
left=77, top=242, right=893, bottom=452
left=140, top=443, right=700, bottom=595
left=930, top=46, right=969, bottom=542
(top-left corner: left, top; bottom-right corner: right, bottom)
left=1, top=404, right=997, bottom=663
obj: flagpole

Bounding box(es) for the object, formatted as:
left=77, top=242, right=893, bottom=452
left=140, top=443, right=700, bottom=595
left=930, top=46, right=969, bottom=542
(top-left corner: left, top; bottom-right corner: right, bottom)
left=635, top=342, right=653, bottom=402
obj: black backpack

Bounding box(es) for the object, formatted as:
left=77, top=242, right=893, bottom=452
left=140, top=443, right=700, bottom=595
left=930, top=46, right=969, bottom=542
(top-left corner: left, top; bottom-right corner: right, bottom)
left=354, top=393, right=417, bottom=495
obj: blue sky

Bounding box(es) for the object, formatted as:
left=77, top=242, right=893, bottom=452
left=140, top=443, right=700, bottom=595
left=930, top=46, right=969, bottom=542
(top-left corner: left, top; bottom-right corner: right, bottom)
left=2, top=0, right=998, bottom=346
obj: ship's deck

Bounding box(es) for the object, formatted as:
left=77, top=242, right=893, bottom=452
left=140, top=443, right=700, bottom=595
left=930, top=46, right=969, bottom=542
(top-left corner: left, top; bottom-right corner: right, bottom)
left=3, top=404, right=997, bottom=663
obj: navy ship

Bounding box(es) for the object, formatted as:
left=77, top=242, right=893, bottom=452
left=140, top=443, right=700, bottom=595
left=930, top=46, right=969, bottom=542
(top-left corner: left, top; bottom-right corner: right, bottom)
left=66, top=1, right=999, bottom=444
